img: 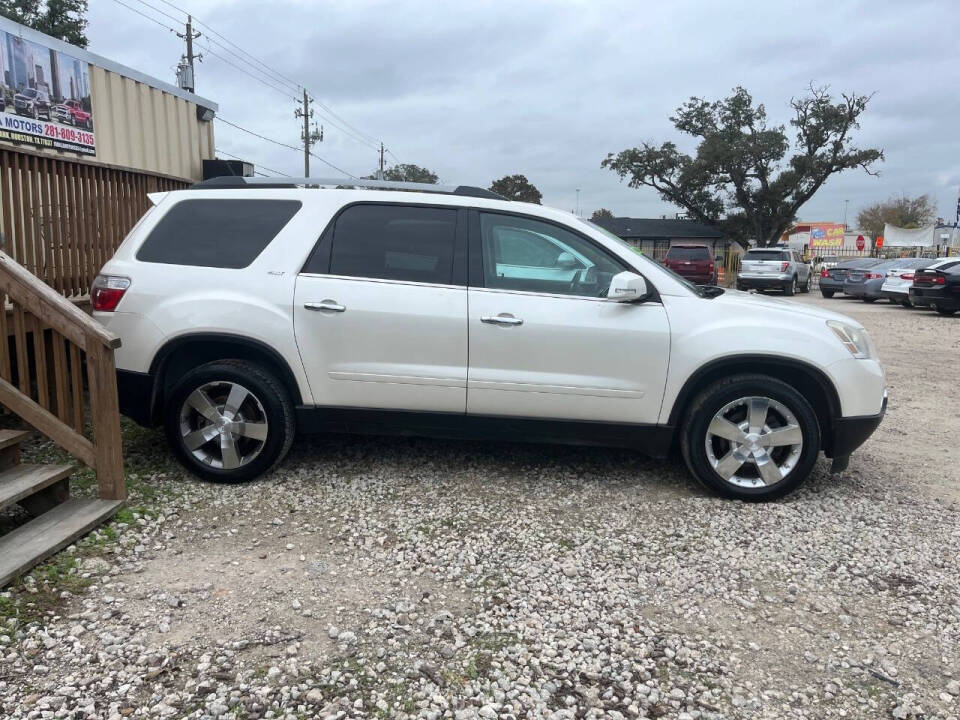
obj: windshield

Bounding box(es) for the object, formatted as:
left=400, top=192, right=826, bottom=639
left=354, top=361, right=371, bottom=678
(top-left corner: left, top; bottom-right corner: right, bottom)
left=667, top=246, right=710, bottom=260
left=21, top=88, right=36, bottom=98
left=744, top=250, right=788, bottom=261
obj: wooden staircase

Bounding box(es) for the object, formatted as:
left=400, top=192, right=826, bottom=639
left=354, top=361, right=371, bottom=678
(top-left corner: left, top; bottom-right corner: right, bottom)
left=0, top=251, right=126, bottom=587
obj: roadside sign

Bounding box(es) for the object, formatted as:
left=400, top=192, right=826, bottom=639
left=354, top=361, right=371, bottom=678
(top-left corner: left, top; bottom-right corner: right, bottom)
left=876, top=236, right=884, bottom=249
left=856, top=235, right=865, bottom=251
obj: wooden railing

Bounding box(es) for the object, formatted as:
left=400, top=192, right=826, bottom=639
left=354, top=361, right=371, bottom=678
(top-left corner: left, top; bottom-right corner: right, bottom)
left=0, top=251, right=124, bottom=500
left=0, top=147, right=188, bottom=299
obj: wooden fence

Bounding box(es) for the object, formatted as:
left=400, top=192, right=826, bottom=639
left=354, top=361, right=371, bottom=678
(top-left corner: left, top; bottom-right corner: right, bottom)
left=0, top=147, right=188, bottom=299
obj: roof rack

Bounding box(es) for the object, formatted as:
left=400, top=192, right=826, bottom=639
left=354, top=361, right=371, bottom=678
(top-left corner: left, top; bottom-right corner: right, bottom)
left=191, top=176, right=508, bottom=200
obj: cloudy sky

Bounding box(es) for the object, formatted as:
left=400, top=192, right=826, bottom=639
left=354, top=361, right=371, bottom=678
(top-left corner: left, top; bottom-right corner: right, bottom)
left=88, top=0, right=959, bottom=226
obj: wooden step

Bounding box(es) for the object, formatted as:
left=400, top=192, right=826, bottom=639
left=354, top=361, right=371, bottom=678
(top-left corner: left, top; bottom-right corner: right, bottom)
left=0, top=428, right=31, bottom=451
left=0, top=463, right=73, bottom=511
left=0, top=498, right=124, bottom=587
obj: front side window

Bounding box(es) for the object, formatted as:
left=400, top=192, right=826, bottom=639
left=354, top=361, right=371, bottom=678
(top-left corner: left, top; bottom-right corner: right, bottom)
left=480, top=213, right=626, bottom=297
left=328, top=204, right=458, bottom=284
left=136, top=199, right=301, bottom=269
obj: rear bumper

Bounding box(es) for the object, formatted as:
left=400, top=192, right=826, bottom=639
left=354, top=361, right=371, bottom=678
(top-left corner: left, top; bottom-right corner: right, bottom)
left=737, top=274, right=790, bottom=289
left=826, top=392, right=887, bottom=463
left=909, top=287, right=960, bottom=310
left=116, top=369, right=157, bottom=427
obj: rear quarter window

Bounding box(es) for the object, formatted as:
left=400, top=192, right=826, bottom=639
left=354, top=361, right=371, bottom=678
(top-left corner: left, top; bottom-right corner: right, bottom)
left=136, top=199, right=301, bottom=269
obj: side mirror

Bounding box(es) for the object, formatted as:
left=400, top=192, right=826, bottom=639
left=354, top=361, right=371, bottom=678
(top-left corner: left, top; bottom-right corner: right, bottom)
left=555, top=251, right=580, bottom=270
left=607, top=271, right=650, bottom=303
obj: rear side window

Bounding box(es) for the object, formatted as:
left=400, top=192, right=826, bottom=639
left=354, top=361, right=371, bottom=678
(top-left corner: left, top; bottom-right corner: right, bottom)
left=137, top=199, right=301, bottom=269
left=744, top=250, right=788, bottom=261
left=666, top=246, right=710, bottom=260
left=328, top=204, right=458, bottom=284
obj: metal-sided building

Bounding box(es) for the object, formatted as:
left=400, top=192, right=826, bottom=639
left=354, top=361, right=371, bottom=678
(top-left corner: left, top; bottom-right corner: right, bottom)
left=0, top=16, right=217, bottom=298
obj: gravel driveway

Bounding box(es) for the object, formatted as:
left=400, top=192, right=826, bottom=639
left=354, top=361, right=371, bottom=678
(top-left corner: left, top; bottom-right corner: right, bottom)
left=1, top=294, right=958, bottom=720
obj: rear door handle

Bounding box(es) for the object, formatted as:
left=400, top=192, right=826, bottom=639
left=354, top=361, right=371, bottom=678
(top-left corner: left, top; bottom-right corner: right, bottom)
left=481, top=313, right=523, bottom=326
left=304, top=300, right=345, bottom=312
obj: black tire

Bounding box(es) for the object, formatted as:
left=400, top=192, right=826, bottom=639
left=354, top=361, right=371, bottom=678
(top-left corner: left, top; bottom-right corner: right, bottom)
left=164, top=359, right=295, bottom=483
left=800, top=275, right=812, bottom=293
left=901, top=300, right=912, bottom=308
left=680, top=374, right=821, bottom=501
left=783, top=276, right=796, bottom=296
left=862, top=297, right=877, bottom=304
left=821, top=290, right=835, bottom=298
left=935, top=306, right=957, bottom=316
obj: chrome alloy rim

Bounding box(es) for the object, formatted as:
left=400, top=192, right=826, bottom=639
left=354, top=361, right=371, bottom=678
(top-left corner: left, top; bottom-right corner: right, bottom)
left=704, top=396, right=803, bottom=488
left=179, top=381, right=268, bottom=470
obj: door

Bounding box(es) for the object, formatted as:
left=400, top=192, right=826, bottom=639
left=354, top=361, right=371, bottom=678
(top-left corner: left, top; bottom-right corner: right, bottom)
left=467, top=211, right=671, bottom=424
left=294, top=203, right=468, bottom=413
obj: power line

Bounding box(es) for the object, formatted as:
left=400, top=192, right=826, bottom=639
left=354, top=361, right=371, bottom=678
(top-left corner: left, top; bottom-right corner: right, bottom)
left=109, top=0, right=177, bottom=32
left=215, top=148, right=290, bottom=177
left=129, top=0, right=182, bottom=24
left=196, top=41, right=298, bottom=100
left=215, top=117, right=357, bottom=179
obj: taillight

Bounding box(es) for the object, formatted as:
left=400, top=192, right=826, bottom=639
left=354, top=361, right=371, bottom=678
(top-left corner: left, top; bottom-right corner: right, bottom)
left=935, top=275, right=946, bottom=285
left=820, top=268, right=829, bottom=278
left=708, top=262, right=714, bottom=272
left=780, top=262, right=789, bottom=272
left=900, top=273, right=914, bottom=280
left=91, top=275, right=131, bottom=311
left=864, top=272, right=882, bottom=280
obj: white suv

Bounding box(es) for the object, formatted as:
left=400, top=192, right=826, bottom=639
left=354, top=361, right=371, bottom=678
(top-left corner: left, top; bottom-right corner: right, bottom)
left=92, top=177, right=887, bottom=501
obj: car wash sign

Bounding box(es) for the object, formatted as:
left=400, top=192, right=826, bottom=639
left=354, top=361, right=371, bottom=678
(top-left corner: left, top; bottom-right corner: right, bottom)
left=808, top=223, right=845, bottom=249
left=0, top=28, right=96, bottom=155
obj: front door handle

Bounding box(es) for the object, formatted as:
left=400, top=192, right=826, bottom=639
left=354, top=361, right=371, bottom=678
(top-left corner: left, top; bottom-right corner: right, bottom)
left=304, top=300, right=346, bottom=312
left=481, top=313, right=523, bottom=326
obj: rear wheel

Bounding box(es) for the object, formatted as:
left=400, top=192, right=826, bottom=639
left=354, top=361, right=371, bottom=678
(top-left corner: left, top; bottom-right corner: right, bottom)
left=164, top=360, right=295, bottom=483
left=862, top=297, right=877, bottom=304
left=681, top=374, right=820, bottom=501
left=783, top=276, right=797, bottom=296
left=901, top=299, right=913, bottom=308
left=800, top=275, right=812, bottom=293
left=821, top=289, right=835, bottom=298
left=935, top=306, right=957, bottom=316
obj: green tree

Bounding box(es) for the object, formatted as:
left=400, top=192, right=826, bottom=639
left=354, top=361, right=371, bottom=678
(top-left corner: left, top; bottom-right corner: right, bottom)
left=381, top=164, right=438, bottom=184
left=602, top=85, right=883, bottom=247
left=0, top=0, right=89, bottom=48
left=591, top=208, right=614, bottom=220
left=856, top=194, right=937, bottom=242
left=489, top=174, right=542, bottom=204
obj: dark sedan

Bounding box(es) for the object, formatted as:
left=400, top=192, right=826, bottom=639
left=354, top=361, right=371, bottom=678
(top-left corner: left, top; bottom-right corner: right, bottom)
left=818, top=258, right=880, bottom=298
left=909, top=265, right=960, bottom=315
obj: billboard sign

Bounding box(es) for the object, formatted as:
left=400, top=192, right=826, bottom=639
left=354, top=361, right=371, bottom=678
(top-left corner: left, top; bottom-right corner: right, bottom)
left=0, top=28, right=95, bottom=155
left=808, top=223, right=846, bottom=249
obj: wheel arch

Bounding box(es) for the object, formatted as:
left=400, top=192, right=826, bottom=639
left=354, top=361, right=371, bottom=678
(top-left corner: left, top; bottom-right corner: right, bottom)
left=666, top=355, right=841, bottom=454
left=146, top=333, right=305, bottom=426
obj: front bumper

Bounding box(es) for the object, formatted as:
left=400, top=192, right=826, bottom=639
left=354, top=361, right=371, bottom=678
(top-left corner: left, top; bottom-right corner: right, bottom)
left=826, top=391, right=887, bottom=471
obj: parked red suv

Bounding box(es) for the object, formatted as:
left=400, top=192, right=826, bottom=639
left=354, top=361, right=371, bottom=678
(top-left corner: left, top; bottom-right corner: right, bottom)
left=663, top=245, right=716, bottom=285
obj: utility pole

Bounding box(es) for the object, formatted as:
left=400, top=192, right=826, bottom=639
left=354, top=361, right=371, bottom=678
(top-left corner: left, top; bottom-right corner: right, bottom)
left=379, top=142, right=385, bottom=180
left=176, top=16, right=201, bottom=93
left=294, top=90, right=323, bottom=176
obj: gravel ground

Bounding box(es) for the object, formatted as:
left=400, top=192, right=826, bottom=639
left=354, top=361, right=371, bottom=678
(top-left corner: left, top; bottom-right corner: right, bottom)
left=1, top=294, right=958, bottom=720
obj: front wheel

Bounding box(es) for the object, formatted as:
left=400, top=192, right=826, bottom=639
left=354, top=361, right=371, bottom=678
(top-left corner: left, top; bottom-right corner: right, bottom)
left=680, top=374, right=821, bottom=501
left=164, top=359, right=295, bottom=483
left=821, top=290, right=835, bottom=298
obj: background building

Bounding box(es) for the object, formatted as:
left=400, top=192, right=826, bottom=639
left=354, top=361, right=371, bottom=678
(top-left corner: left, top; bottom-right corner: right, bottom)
left=0, top=16, right=217, bottom=299
left=590, top=216, right=730, bottom=260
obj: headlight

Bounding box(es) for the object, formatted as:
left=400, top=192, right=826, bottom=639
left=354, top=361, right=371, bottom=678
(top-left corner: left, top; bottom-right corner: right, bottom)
left=827, top=320, right=876, bottom=359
